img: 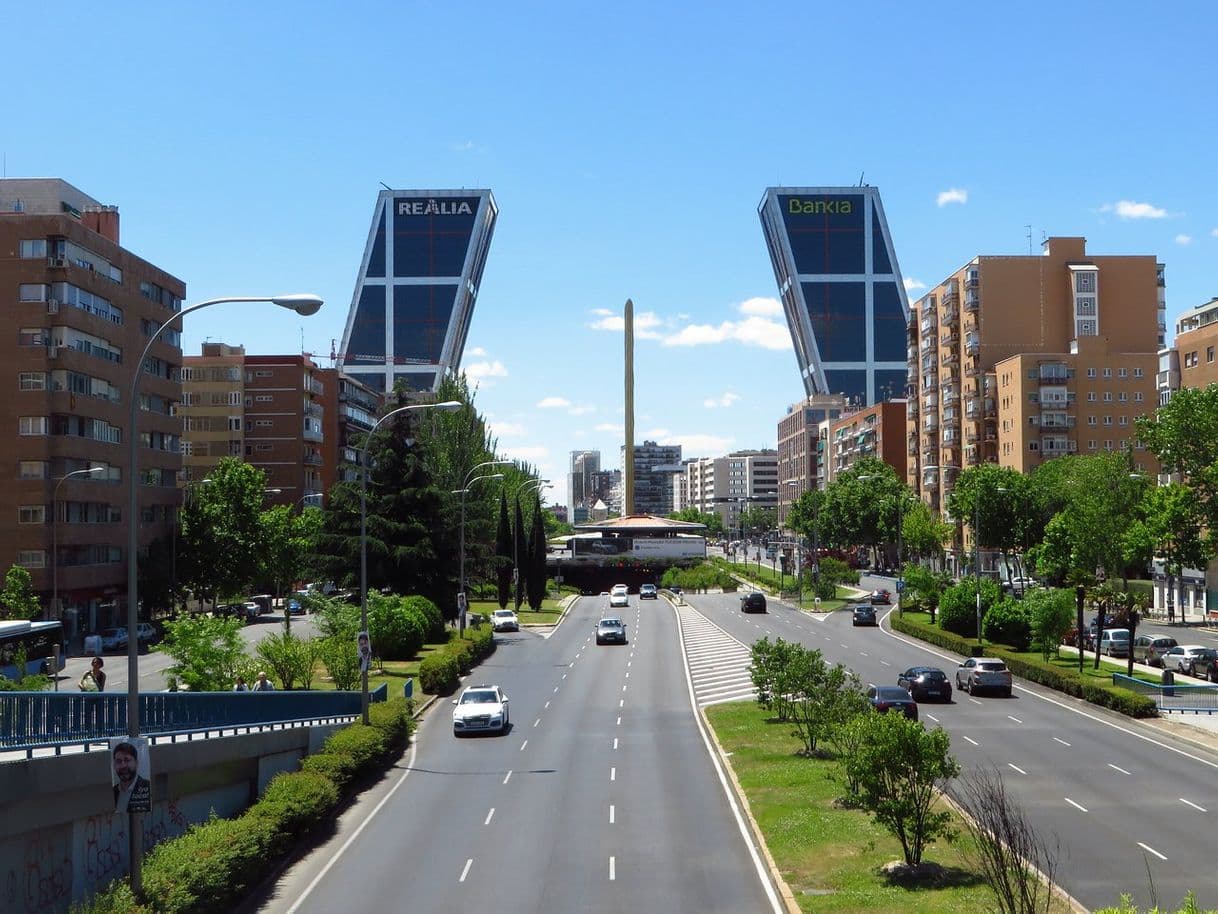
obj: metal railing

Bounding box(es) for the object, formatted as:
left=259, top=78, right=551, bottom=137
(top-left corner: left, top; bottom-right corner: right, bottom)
left=1, top=687, right=385, bottom=756
left=1113, top=673, right=1218, bottom=713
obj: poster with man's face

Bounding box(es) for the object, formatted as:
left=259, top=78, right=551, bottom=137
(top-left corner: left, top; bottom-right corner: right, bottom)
left=110, top=736, right=151, bottom=813
left=357, top=630, right=372, bottom=673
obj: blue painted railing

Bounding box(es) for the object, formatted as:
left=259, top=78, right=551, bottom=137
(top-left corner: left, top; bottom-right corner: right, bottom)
left=1113, top=673, right=1218, bottom=713
left=1, top=687, right=384, bottom=751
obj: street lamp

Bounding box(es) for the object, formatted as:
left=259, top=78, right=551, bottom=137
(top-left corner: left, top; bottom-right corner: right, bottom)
left=514, top=479, right=551, bottom=598
left=51, top=465, right=105, bottom=622
left=454, top=461, right=509, bottom=634
left=127, top=293, right=322, bottom=896
left=297, top=492, right=324, bottom=509
left=359, top=400, right=462, bottom=723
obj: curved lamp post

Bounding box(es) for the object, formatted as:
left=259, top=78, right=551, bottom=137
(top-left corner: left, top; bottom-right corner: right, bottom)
left=513, top=479, right=551, bottom=595
left=126, top=293, right=321, bottom=896
left=359, top=400, right=461, bottom=722
left=51, top=465, right=105, bottom=621
left=453, top=461, right=510, bottom=634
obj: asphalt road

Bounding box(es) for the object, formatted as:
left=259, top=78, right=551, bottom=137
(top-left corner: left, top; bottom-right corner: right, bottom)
left=257, top=594, right=782, bottom=914
left=684, top=575, right=1218, bottom=912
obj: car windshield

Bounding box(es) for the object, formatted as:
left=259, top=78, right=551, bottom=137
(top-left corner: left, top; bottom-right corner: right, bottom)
left=919, top=670, right=945, bottom=680
left=875, top=687, right=910, bottom=699
left=600, top=618, right=622, bottom=627
left=461, top=691, right=499, bottom=704
left=977, top=661, right=1008, bottom=671
left=494, top=611, right=513, bottom=618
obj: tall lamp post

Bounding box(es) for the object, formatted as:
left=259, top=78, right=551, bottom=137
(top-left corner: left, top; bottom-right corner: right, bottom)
left=51, top=465, right=105, bottom=623
left=359, top=400, right=461, bottom=723
left=454, top=462, right=509, bottom=634
left=513, top=479, right=551, bottom=594
left=127, top=294, right=321, bottom=896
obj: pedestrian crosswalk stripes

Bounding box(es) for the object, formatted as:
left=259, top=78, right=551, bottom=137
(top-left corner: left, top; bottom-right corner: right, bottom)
left=675, top=603, right=757, bottom=707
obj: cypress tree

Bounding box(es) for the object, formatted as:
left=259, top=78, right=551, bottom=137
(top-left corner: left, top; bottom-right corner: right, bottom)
left=513, top=496, right=528, bottom=610
left=527, top=495, right=547, bottom=609
left=496, top=492, right=512, bottom=608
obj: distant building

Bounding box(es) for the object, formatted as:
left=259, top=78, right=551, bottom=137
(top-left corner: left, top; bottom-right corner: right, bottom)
left=0, top=178, right=184, bottom=634
left=759, top=185, right=911, bottom=406
left=568, top=450, right=601, bottom=522
left=338, top=189, right=497, bottom=394
left=622, top=440, right=682, bottom=516
left=776, top=394, right=846, bottom=526
left=827, top=399, right=908, bottom=480
left=682, top=450, right=779, bottom=534
left=316, top=369, right=383, bottom=496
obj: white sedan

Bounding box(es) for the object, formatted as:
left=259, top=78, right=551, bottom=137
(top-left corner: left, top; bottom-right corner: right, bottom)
left=453, top=685, right=510, bottom=736
left=491, top=609, right=519, bottom=632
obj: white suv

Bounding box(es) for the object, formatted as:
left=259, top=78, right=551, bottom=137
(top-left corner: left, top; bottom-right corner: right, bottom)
left=452, top=685, right=510, bottom=736
left=609, top=584, right=629, bottom=608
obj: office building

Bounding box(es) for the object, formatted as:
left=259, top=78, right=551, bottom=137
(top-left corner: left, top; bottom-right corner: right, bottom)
left=776, top=394, right=846, bottom=525
left=759, top=186, right=911, bottom=406
left=908, top=236, right=1164, bottom=511
left=827, top=399, right=908, bottom=480
left=568, top=450, right=601, bottom=523
left=621, top=441, right=682, bottom=516
left=683, top=450, right=779, bottom=533
left=316, top=369, right=383, bottom=495
left=337, top=189, right=497, bottom=394
left=0, top=178, right=184, bottom=634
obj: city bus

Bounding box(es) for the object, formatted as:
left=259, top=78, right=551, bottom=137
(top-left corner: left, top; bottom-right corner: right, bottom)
left=0, top=619, right=66, bottom=681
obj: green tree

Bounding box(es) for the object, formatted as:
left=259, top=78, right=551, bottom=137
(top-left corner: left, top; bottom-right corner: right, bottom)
left=982, top=597, right=1032, bottom=651
left=782, top=648, right=863, bottom=757
left=1124, top=482, right=1209, bottom=622
left=901, top=499, right=953, bottom=569
left=0, top=566, right=42, bottom=620
left=669, top=507, right=724, bottom=537
left=1137, top=384, right=1218, bottom=529
left=739, top=505, right=777, bottom=539
left=513, top=496, right=527, bottom=610
left=318, top=636, right=361, bottom=690
left=749, top=636, right=799, bottom=718
left=815, top=458, right=891, bottom=556
left=366, top=592, right=426, bottom=660
left=845, top=712, right=960, bottom=868
left=495, top=493, right=513, bottom=609
left=255, top=631, right=315, bottom=690
left=178, top=458, right=269, bottom=607
left=160, top=615, right=248, bottom=692
left=1025, top=586, right=1076, bottom=660
left=938, top=578, right=1002, bottom=639
left=901, top=564, right=952, bottom=623
left=260, top=504, right=323, bottom=634
left=947, top=463, right=1028, bottom=583
left=527, top=493, right=547, bottom=609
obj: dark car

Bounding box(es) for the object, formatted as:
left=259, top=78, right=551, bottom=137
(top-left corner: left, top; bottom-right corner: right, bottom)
left=740, top=592, right=767, bottom=613
left=869, top=589, right=892, bottom=605
left=595, top=617, right=628, bottom=645
left=852, top=605, right=877, bottom=626
left=897, top=667, right=953, bottom=702
left=867, top=685, right=919, bottom=720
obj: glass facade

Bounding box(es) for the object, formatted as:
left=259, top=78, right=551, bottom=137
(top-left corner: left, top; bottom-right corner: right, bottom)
left=759, top=186, right=910, bottom=407
left=339, top=189, right=497, bottom=394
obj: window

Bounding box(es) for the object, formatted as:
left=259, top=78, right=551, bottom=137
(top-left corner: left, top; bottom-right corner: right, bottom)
left=1087, top=416, right=1097, bottom=426
left=255, top=419, right=273, bottom=427
left=1120, top=416, right=1129, bottom=426
left=19, top=372, right=46, bottom=391
left=1135, top=392, right=1144, bottom=402
left=255, top=395, right=272, bottom=403
left=19, top=328, right=47, bottom=347
left=1104, top=416, right=1113, bottom=426
left=19, top=416, right=48, bottom=436
left=19, top=461, right=47, bottom=479
left=180, top=441, right=193, bottom=457
left=1087, top=392, right=1097, bottom=402
left=228, top=417, right=242, bottom=431
left=1103, top=392, right=1113, bottom=402
left=255, top=370, right=272, bottom=378
left=1209, top=347, right=1215, bottom=364
left=18, top=506, right=46, bottom=524
left=1088, top=440, right=1098, bottom=450
left=1086, top=367, right=1097, bottom=378
left=1103, top=368, right=1112, bottom=378
left=1105, top=440, right=1114, bottom=451
left=19, top=239, right=48, bottom=259
left=1119, top=392, right=1128, bottom=402
left=1029, top=441, right=1039, bottom=451
left=17, top=550, right=46, bottom=569
left=1134, top=368, right=1144, bottom=378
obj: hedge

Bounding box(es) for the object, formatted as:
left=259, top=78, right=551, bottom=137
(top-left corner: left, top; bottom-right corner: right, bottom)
left=890, top=614, right=1157, bottom=718
left=75, top=700, right=415, bottom=914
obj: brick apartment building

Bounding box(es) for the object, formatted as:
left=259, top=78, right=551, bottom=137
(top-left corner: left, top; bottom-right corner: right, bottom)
left=776, top=394, right=845, bottom=526
left=0, top=178, right=184, bottom=634
left=827, top=399, right=908, bottom=480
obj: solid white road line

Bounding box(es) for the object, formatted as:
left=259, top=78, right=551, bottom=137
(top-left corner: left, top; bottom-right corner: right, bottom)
left=484, top=808, right=495, bottom=825
left=610, top=767, right=616, bottom=782
left=968, top=697, right=983, bottom=705
left=459, top=858, right=473, bottom=882
left=963, top=735, right=980, bottom=746
left=1137, top=842, right=1167, bottom=861
left=613, top=738, right=618, bottom=750
left=926, top=714, right=940, bottom=723
left=1007, top=715, right=1022, bottom=724
left=1064, top=798, right=1089, bottom=813
left=609, top=856, right=616, bottom=881
left=1180, top=798, right=1208, bottom=812
left=1053, top=737, right=1072, bottom=747
left=503, top=771, right=512, bottom=785
left=609, top=804, right=615, bottom=824
left=1107, top=763, right=1131, bottom=775
left=1008, top=763, right=1027, bottom=775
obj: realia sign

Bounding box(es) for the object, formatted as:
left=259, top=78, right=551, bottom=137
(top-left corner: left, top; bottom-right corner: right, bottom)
left=397, top=199, right=475, bottom=216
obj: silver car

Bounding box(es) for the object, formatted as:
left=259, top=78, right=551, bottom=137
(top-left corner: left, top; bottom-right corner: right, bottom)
left=1132, top=634, right=1177, bottom=667
left=955, top=658, right=1013, bottom=697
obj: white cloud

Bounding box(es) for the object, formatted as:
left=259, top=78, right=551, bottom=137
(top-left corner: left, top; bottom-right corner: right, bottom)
left=464, top=360, right=507, bottom=380
left=704, top=392, right=741, bottom=408
left=663, top=316, right=791, bottom=350
left=737, top=296, right=782, bottom=317
left=595, top=422, right=624, bottom=433
left=656, top=432, right=734, bottom=455
left=1101, top=200, right=1168, bottom=220
left=1211, top=228, right=1218, bottom=237
left=537, top=396, right=571, bottom=409
left=466, top=346, right=487, bottom=357
left=1176, top=234, right=1193, bottom=246
left=936, top=188, right=968, bottom=207
left=644, top=427, right=671, bottom=439
left=590, top=308, right=613, bottom=317
left=498, top=444, right=549, bottom=464
left=904, top=278, right=927, bottom=293
left=589, top=310, right=663, bottom=339
left=489, top=421, right=526, bottom=437
left=568, top=405, right=595, bottom=416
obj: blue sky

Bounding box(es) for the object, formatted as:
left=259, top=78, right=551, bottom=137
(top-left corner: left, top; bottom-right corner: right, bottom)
left=6, top=2, right=1217, bottom=509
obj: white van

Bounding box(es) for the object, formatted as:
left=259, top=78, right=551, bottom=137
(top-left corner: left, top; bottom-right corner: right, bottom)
left=1099, top=628, right=1131, bottom=658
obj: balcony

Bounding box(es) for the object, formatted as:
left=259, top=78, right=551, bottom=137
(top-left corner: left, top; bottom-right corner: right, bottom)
left=303, top=451, right=323, bottom=466
left=923, top=393, right=938, bottom=409
left=920, top=298, right=938, bottom=318
left=941, top=305, right=958, bottom=324
left=965, top=333, right=980, bottom=353
left=922, top=375, right=938, bottom=392
left=924, top=413, right=939, bottom=430
left=920, top=316, right=937, bottom=334
left=941, top=281, right=958, bottom=306
left=964, top=289, right=979, bottom=311
left=939, top=329, right=959, bottom=347
left=303, top=427, right=324, bottom=443
left=965, top=359, right=980, bottom=377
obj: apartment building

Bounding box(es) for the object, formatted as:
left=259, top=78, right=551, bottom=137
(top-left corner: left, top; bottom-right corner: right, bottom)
left=179, top=344, right=245, bottom=484
left=568, top=450, right=601, bottom=523
left=994, top=337, right=1158, bottom=473
left=243, top=355, right=326, bottom=506
left=908, top=236, right=1164, bottom=511
left=0, top=178, right=184, bottom=634
left=1174, top=297, right=1218, bottom=390
left=776, top=394, right=845, bottom=526
left=621, top=441, right=683, bottom=516
left=682, top=450, right=779, bottom=532
left=317, top=369, right=382, bottom=497
left=828, top=399, right=908, bottom=479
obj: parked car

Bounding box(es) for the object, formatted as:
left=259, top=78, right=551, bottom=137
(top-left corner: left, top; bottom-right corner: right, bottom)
left=955, top=658, right=1013, bottom=697
left=852, top=605, right=877, bottom=626
left=740, top=591, right=767, bottom=613
left=491, top=609, right=519, bottom=632
left=869, top=589, right=891, bottom=605
left=1132, top=634, right=1178, bottom=667
left=242, top=601, right=261, bottom=622
left=595, top=617, right=628, bottom=645
left=867, top=685, right=919, bottom=720
left=287, top=599, right=306, bottom=615
left=1098, top=628, right=1131, bottom=657
left=249, top=594, right=274, bottom=615
left=100, top=628, right=128, bottom=651
left=134, top=622, right=157, bottom=644
left=1163, top=645, right=1218, bottom=679
left=897, top=666, right=952, bottom=702
left=639, top=584, right=658, bottom=600
left=452, top=684, right=510, bottom=736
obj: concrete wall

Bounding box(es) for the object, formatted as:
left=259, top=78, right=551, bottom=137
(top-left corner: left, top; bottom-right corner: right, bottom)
left=0, top=724, right=341, bottom=914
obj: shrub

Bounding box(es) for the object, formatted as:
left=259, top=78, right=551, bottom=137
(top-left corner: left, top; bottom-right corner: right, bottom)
left=318, top=635, right=361, bottom=690
left=141, top=814, right=278, bottom=913
left=983, top=597, right=1032, bottom=652
left=322, top=724, right=388, bottom=774
left=939, top=578, right=1002, bottom=638
left=255, top=631, right=314, bottom=690
left=368, top=698, right=414, bottom=747
left=1026, top=587, right=1076, bottom=660
left=419, top=652, right=460, bottom=694
left=401, top=595, right=445, bottom=641
left=247, top=771, right=339, bottom=832
left=367, top=594, right=426, bottom=660
left=817, top=557, right=859, bottom=586
left=299, top=752, right=358, bottom=791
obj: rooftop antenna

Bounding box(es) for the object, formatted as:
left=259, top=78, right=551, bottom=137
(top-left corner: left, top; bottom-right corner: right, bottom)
left=858, top=171, right=865, bottom=186
left=379, top=181, right=393, bottom=191
left=1026, top=224, right=1033, bottom=255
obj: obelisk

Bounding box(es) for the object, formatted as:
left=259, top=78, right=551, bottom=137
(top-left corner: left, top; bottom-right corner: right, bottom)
left=623, top=299, right=635, bottom=516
